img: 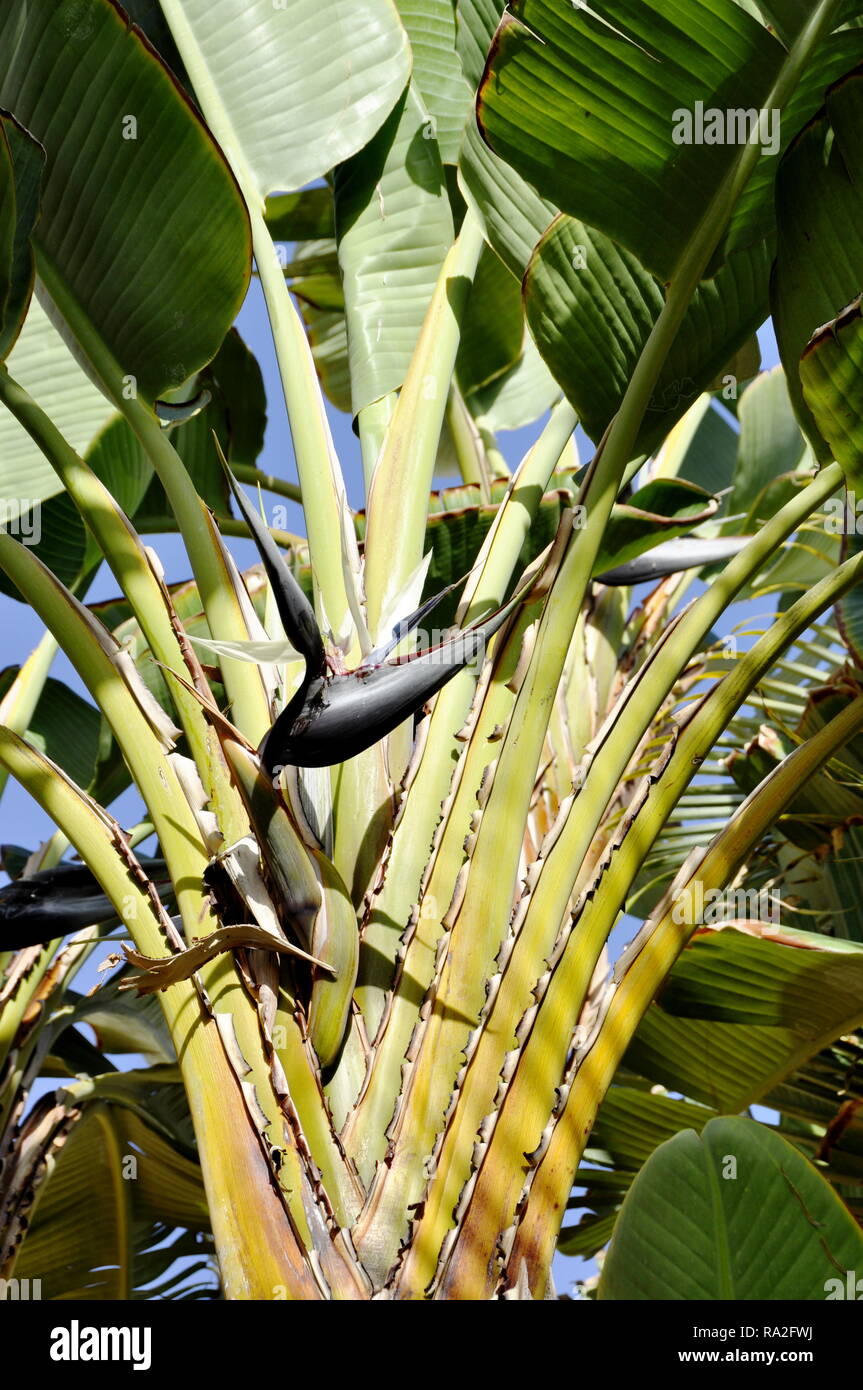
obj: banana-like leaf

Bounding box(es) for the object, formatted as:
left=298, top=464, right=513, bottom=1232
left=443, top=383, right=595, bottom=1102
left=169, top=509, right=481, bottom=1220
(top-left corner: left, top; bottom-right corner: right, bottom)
left=837, top=532, right=863, bottom=668
left=567, top=1027, right=863, bottom=1258
left=801, top=295, right=863, bottom=491
left=766, top=1033, right=863, bottom=1209
left=456, top=1, right=557, bottom=278
left=524, top=215, right=770, bottom=454
left=726, top=719, right=863, bottom=858
left=334, top=83, right=453, bottom=416
left=598, top=1116, right=863, bottom=1299
left=397, top=0, right=473, bottom=163
left=477, top=1, right=862, bottom=282
left=727, top=364, right=812, bottom=523
left=0, top=489, right=87, bottom=600
left=266, top=188, right=335, bottom=243
left=12, top=1088, right=214, bottom=1300
left=0, top=0, right=251, bottom=404
left=65, top=974, right=175, bottom=1065
left=159, top=0, right=410, bottom=198
left=0, top=670, right=102, bottom=795
left=136, top=329, right=268, bottom=532
left=0, top=296, right=116, bottom=519
left=468, top=325, right=562, bottom=432
left=625, top=925, right=863, bottom=1113
left=774, top=67, right=863, bottom=454
left=0, top=112, right=42, bottom=360
left=455, top=243, right=524, bottom=399
left=647, top=395, right=740, bottom=503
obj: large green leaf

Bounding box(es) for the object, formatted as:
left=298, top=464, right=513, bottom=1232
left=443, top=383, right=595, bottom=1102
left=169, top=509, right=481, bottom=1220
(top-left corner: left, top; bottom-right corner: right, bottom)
left=593, top=479, right=724, bottom=573
left=13, top=1087, right=213, bottom=1300
left=0, top=112, right=42, bottom=361
left=334, top=84, right=453, bottom=415
left=565, top=921, right=863, bottom=1259
left=456, top=0, right=556, bottom=278
left=726, top=717, right=863, bottom=859
left=66, top=976, right=175, bottom=1066
left=0, top=0, right=251, bottom=404
left=2, top=332, right=261, bottom=599
left=524, top=215, right=770, bottom=451
left=0, top=296, right=116, bottom=519
left=159, top=0, right=410, bottom=196
left=478, top=1, right=863, bottom=282
left=559, top=1087, right=713, bottom=1257
left=266, top=188, right=336, bottom=243
left=598, top=1116, right=863, bottom=1299
left=800, top=295, right=863, bottom=491
left=478, top=0, right=782, bottom=281
left=647, top=395, right=741, bottom=503
left=397, top=0, right=473, bottom=163
left=774, top=67, right=863, bottom=454
left=729, top=365, right=811, bottom=521
left=0, top=671, right=102, bottom=792
left=0, top=490, right=88, bottom=601
left=0, top=124, right=16, bottom=340
left=469, top=324, right=561, bottom=430
left=755, top=0, right=863, bottom=44
left=627, top=925, right=863, bottom=1111
left=837, top=531, right=863, bottom=668
left=135, top=329, right=267, bottom=531
left=456, top=243, right=524, bottom=398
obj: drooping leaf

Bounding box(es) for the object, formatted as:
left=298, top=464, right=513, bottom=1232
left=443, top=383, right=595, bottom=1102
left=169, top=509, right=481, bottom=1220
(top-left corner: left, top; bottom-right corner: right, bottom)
left=456, top=243, right=525, bottom=399
left=334, top=83, right=453, bottom=415
left=159, top=0, right=410, bottom=197
left=477, top=0, right=863, bottom=282
left=0, top=490, right=88, bottom=600
left=524, top=215, right=771, bottom=453
left=837, top=531, right=863, bottom=668
left=396, top=0, right=473, bottom=163
left=800, top=295, right=863, bottom=492
left=0, top=112, right=43, bottom=361
left=0, top=295, right=116, bottom=517
left=591, top=479, right=725, bottom=574
left=727, top=364, right=811, bottom=522
left=468, top=326, right=562, bottom=431
left=66, top=975, right=175, bottom=1066
left=598, top=1116, right=863, bottom=1299
left=0, top=0, right=252, bottom=404
left=774, top=67, right=863, bottom=454
left=13, top=1087, right=213, bottom=1300
left=626, top=925, right=863, bottom=1110
left=0, top=671, right=101, bottom=795
left=456, top=0, right=557, bottom=278
left=566, top=919, right=863, bottom=1258
left=266, top=187, right=336, bottom=243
